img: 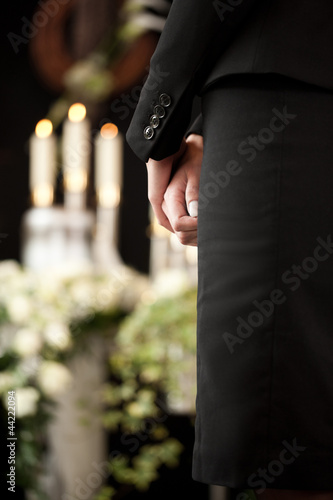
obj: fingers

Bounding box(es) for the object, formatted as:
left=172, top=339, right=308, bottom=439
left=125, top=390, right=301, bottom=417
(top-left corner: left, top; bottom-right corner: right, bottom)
left=185, top=180, right=200, bottom=217
left=162, top=199, right=198, bottom=245
left=146, top=139, right=187, bottom=233
left=161, top=135, right=203, bottom=245
left=146, top=156, right=174, bottom=233
left=163, top=167, right=199, bottom=246
left=146, top=136, right=202, bottom=246
left=183, top=133, right=202, bottom=218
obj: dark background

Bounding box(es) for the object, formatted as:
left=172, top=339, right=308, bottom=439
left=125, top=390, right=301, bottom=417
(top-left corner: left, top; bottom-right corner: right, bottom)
left=1, top=1, right=152, bottom=274
left=0, top=2, right=202, bottom=275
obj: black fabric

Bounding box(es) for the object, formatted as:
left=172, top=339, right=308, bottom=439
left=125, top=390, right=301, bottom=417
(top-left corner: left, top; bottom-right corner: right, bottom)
left=126, top=0, right=263, bottom=162
left=203, top=0, right=333, bottom=94
left=193, top=73, right=333, bottom=490
left=126, top=0, right=333, bottom=163
left=185, top=113, right=203, bottom=138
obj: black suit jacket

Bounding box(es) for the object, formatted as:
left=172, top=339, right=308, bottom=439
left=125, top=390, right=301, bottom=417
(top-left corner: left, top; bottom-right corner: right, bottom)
left=126, top=0, right=333, bottom=163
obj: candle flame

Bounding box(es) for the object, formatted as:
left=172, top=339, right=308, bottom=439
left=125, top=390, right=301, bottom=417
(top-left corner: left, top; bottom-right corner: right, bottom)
left=97, top=184, right=120, bottom=208
left=35, top=119, right=53, bottom=138
left=68, top=103, right=86, bottom=123
left=100, top=123, right=118, bottom=139
left=32, top=184, right=54, bottom=207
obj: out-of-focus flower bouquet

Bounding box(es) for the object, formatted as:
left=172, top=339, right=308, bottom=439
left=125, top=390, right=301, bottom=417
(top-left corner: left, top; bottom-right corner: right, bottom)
left=0, top=259, right=150, bottom=498
left=0, top=261, right=198, bottom=499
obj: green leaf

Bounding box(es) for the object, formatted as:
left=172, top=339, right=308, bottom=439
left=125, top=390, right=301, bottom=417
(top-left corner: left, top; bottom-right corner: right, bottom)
left=92, top=486, right=117, bottom=500
left=132, top=468, right=159, bottom=491
left=155, top=438, right=184, bottom=468
left=101, top=410, right=123, bottom=431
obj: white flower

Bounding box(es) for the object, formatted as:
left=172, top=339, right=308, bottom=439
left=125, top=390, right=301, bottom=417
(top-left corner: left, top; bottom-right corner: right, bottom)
left=47, top=261, right=94, bottom=280
left=37, top=361, right=72, bottom=397
left=43, top=323, right=72, bottom=351
left=18, top=356, right=41, bottom=378
left=152, top=268, right=190, bottom=298
left=0, top=259, right=21, bottom=278
left=69, top=279, right=95, bottom=306
left=15, top=387, right=40, bottom=418
left=6, top=295, right=33, bottom=324
left=11, top=328, right=43, bottom=358
left=0, top=372, right=18, bottom=395
left=35, top=273, right=63, bottom=302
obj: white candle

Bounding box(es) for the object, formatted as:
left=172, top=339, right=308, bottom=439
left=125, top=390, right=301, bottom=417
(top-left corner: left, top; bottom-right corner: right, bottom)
left=148, top=208, right=169, bottom=279
left=95, top=123, right=123, bottom=208
left=29, top=119, right=56, bottom=207
left=62, top=103, right=91, bottom=208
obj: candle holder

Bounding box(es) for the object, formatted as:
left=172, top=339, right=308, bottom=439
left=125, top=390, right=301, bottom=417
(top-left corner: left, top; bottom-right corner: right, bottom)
left=93, top=203, right=123, bottom=269
left=21, top=206, right=94, bottom=272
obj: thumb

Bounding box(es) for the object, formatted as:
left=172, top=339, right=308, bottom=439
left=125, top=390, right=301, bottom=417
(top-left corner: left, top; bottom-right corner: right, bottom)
left=185, top=182, right=199, bottom=217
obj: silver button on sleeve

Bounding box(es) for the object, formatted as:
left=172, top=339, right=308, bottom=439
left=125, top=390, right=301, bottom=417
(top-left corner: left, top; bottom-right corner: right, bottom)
left=150, top=114, right=160, bottom=128
left=159, top=93, right=171, bottom=107
left=154, top=104, right=165, bottom=118
left=143, top=126, right=154, bottom=140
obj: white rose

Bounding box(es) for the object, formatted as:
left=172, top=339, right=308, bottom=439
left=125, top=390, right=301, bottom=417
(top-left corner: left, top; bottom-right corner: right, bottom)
left=11, top=328, right=43, bottom=358
left=15, top=387, right=40, bottom=418
left=6, top=295, right=33, bottom=324
left=37, top=361, right=72, bottom=397
left=43, top=323, right=72, bottom=351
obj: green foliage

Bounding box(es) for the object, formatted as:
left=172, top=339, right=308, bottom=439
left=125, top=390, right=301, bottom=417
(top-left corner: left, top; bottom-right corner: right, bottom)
left=97, top=287, right=197, bottom=497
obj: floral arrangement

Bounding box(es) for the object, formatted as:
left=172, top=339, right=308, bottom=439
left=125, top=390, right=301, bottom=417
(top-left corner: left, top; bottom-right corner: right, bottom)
left=0, top=259, right=198, bottom=499
left=95, top=271, right=198, bottom=498
left=0, top=259, right=150, bottom=497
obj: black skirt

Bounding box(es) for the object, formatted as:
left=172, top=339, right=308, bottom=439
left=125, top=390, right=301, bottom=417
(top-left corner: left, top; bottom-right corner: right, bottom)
left=192, top=73, right=333, bottom=490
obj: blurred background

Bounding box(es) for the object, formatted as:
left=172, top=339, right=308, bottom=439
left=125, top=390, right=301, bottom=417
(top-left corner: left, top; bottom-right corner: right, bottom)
left=1, top=0, right=166, bottom=271
left=0, top=2, right=239, bottom=500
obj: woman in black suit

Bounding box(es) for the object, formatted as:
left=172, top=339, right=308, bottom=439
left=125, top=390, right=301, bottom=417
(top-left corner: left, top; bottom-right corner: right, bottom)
left=126, top=1, right=333, bottom=498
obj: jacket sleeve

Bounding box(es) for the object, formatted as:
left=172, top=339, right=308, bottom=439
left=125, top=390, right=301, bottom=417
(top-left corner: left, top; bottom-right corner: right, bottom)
left=185, top=114, right=203, bottom=138
left=126, top=0, right=263, bottom=163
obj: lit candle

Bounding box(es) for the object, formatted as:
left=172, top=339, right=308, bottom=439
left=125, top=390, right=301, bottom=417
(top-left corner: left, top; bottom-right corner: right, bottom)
left=95, top=123, right=123, bottom=208
left=62, top=103, right=91, bottom=209
left=29, top=119, right=56, bottom=207
left=93, top=123, right=123, bottom=267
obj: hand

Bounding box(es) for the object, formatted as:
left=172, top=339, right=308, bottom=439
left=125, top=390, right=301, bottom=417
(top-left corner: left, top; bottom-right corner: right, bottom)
left=146, top=133, right=203, bottom=246
left=146, top=138, right=187, bottom=234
